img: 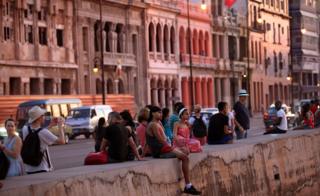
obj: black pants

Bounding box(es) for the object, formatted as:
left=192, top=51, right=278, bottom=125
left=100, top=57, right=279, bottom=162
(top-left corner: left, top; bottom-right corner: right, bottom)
left=264, top=127, right=287, bottom=135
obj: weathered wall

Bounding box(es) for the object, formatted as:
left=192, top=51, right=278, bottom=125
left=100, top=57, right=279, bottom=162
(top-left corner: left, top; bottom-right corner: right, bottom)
left=1, top=130, right=320, bottom=196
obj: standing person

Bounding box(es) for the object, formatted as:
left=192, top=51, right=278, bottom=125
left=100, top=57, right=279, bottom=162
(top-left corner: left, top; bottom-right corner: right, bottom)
left=264, top=100, right=288, bottom=134
left=207, top=102, right=233, bottom=145
left=136, top=108, right=151, bottom=156
left=188, top=105, right=207, bottom=145
left=173, top=108, right=202, bottom=153
left=22, top=106, right=65, bottom=174
left=146, top=106, right=201, bottom=195
left=100, top=112, right=143, bottom=162
left=0, top=119, right=24, bottom=177
left=161, top=108, right=172, bottom=144
left=169, top=102, right=185, bottom=140
left=93, top=117, right=106, bottom=152
left=233, top=89, right=250, bottom=139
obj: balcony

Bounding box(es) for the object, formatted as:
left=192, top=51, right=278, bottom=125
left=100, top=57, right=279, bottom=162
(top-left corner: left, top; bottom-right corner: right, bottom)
left=98, top=52, right=136, bottom=67
left=180, top=54, right=217, bottom=68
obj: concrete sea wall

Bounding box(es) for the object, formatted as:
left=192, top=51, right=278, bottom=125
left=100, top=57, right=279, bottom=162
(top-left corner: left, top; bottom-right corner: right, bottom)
left=1, top=129, right=320, bottom=196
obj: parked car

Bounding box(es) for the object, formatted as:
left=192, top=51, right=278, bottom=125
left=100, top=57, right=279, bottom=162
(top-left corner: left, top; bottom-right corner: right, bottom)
left=66, top=105, right=112, bottom=139
left=199, top=107, right=219, bottom=127
left=263, top=104, right=297, bottom=128
left=16, top=98, right=82, bottom=144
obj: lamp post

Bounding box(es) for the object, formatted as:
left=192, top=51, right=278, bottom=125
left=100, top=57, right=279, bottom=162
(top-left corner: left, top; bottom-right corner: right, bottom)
left=186, top=0, right=206, bottom=110
left=92, top=0, right=106, bottom=104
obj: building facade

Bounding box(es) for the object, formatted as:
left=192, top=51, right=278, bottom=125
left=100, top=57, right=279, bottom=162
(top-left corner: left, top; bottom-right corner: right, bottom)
left=249, top=0, right=291, bottom=111
left=0, top=0, right=77, bottom=95
left=290, top=0, right=320, bottom=101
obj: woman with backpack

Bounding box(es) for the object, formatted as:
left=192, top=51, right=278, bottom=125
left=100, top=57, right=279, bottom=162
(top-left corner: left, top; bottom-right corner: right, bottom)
left=173, top=108, right=202, bottom=153
left=0, top=119, right=24, bottom=177
left=188, top=105, right=207, bottom=145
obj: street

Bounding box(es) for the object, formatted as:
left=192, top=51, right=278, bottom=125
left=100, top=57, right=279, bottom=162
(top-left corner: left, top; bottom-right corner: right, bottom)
left=50, top=115, right=265, bottom=170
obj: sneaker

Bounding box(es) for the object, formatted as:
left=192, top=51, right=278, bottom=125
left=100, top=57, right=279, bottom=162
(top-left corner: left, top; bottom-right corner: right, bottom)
left=183, top=185, right=202, bottom=195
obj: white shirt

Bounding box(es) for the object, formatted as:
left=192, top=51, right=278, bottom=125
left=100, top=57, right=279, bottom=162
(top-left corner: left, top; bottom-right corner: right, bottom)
left=276, top=109, right=288, bottom=131
left=227, top=111, right=234, bottom=128
left=22, top=126, right=58, bottom=173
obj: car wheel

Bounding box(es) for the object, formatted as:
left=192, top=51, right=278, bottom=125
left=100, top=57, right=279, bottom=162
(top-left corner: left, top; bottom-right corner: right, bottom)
left=85, top=133, right=90, bottom=139
left=65, top=134, right=70, bottom=144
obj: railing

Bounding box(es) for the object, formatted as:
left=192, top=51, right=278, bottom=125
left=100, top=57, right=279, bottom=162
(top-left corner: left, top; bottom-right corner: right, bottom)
left=100, top=52, right=136, bottom=67
left=180, top=54, right=216, bottom=67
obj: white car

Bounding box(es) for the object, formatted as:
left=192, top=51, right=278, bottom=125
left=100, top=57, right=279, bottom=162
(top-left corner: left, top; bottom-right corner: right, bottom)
left=200, top=107, right=219, bottom=127
left=0, top=125, right=7, bottom=142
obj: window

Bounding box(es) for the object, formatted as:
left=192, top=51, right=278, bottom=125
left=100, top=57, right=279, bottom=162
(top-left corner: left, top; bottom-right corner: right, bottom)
left=24, top=4, right=33, bottom=19
left=38, top=7, right=47, bottom=21
left=25, top=25, right=33, bottom=44
left=3, top=26, right=12, bottom=41
left=60, top=104, right=68, bottom=117
left=4, top=1, right=14, bottom=16
left=56, top=29, right=64, bottom=47
left=51, top=104, right=61, bottom=117
left=273, top=23, right=276, bottom=43
left=280, top=0, right=285, bottom=10
left=39, top=27, right=47, bottom=45
left=82, top=27, right=88, bottom=52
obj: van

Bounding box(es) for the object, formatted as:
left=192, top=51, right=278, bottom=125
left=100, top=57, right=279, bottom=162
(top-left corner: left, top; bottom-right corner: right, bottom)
left=66, top=105, right=112, bottom=139
left=16, top=98, right=82, bottom=144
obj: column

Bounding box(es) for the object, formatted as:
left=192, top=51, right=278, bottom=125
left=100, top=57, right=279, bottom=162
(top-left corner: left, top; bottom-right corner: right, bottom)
left=152, top=88, right=158, bottom=106
left=160, top=88, right=166, bottom=108
left=208, top=78, right=214, bottom=107
left=195, top=77, right=202, bottom=105
left=224, top=34, right=229, bottom=59
left=215, top=78, right=221, bottom=102
left=166, top=88, right=173, bottom=110
left=236, top=37, right=240, bottom=61
left=167, top=30, right=171, bottom=62
left=202, top=78, right=208, bottom=107
left=39, top=78, right=44, bottom=95
left=215, top=34, right=220, bottom=58
left=222, top=78, right=231, bottom=104
left=181, top=77, right=190, bottom=107
left=114, top=79, right=119, bottom=94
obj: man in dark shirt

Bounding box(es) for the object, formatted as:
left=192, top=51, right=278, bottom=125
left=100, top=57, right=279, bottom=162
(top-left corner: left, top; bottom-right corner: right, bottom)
left=100, top=112, right=142, bottom=163
left=208, top=102, right=233, bottom=144
left=233, top=89, right=250, bottom=139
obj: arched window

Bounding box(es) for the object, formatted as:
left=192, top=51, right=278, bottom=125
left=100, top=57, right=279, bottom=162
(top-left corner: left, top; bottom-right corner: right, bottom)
left=186, top=28, right=191, bottom=54
left=104, top=23, right=111, bottom=52
left=118, top=79, right=125, bottom=94
left=156, top=24, right=162, bottom=52
left=199, top=31, right=204, bottom=56
left=274, top=51, right=278, bottom=73
left=170, top=27, right=175, bottom=54
left=279, top=52, right=283, bottom=70
left=205, top=31, right=209, bottom=56
left=148, top=23, right=154, bottom=52
left=116, top=24, right=124, bottom=53
left=107, top=79, right=113, bottom=94
left=96, top=78, right=102, bottom=94
left=164, top=25, right=169, bottom=55
left=179, top=27, right=185, bottom=54
left=192, top=29, right=198, bottom=55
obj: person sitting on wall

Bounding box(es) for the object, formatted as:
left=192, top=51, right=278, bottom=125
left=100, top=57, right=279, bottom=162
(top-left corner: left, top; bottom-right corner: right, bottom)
left=294, top=103, right=314, bottom=130
left=146, top=106, right=201, bottom=195
left=207, top=102, right=233, bottom=145
left=264, top=100, right=288, bottom=134
left=173, top=108, right=202, bottom=153
left=100, top=112, right=143, bottom=163
left=136, top=108, right=151, bottom=157
left=93, top=117, right=106, bottom=152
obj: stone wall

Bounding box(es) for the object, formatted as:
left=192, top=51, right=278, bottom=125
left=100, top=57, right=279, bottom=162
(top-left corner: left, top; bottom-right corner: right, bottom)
left=1, top=130, right=320, bottom=196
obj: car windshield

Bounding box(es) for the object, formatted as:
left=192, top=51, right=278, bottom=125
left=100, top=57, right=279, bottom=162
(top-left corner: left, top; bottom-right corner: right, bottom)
left=71, top=109, right=90, bottom=118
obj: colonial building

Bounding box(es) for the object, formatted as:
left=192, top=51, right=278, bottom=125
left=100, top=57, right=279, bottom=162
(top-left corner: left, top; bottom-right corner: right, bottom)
left=290, top=0, right=320, bottom=101
left=75, top=0, right=147, bottom=107
left=0, top=0, right=77, bottom=95
left=250, top=0, right=291, bottom=111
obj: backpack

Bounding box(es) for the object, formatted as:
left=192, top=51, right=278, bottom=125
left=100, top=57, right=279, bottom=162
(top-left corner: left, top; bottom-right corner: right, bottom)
left=192, top=116, right=207, bottom=138
left=21, top=126, right=44, bottom=166
left=0, top=151, right=9, bottom=179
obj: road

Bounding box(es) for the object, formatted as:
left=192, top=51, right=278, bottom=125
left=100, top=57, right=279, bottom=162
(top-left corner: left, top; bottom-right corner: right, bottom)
left=50, top=115, right=265, bottom=170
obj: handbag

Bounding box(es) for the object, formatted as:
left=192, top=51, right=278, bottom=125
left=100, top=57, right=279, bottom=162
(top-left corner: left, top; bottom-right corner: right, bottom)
left=84, top=151, right=108, bottom=165
left=0, top=151, right=10, bottom=179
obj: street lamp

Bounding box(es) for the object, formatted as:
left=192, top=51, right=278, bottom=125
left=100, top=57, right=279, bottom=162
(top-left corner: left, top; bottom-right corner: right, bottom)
left=186, top=0, right=206, bottom=110
left=99, top=0, right=106, bottom=104
left=301, top=28, right=306, bottom=34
